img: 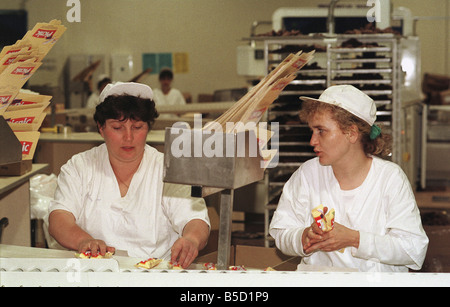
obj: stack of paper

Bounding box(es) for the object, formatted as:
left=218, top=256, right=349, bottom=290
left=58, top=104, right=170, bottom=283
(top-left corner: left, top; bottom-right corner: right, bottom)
left=204, top=50, right=315, bottom=168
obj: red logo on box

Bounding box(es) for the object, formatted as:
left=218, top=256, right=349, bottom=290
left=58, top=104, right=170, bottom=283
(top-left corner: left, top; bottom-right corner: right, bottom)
left=8, top=117, right=35, bottom=124
left=0, top=95, right=12, bottom=105
left=32, top=28, right=56, bottom=39
left=3, top=56, right=17, bottom=65
left=11, top=66, right=34, bottom=75
left=21, top=141, right=33, bottom=155
left=6, top=48, right=21, bottom=54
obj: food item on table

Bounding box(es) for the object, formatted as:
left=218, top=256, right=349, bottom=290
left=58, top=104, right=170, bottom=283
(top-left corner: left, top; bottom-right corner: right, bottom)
left=75, top=251, right=114, bottom=259
left=203, top=262, right=216, bottom=270
left=168, top=261, right=183, bottom=270
left=229, top=265, right=247, bottom=271
left=135, top=257, right=163, bottom=269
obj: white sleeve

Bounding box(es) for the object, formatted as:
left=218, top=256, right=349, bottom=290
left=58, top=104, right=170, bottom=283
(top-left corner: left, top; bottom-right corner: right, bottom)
left=269, top=169, right=312, bottom=257
left=161, top=182, right=210, bottom=235
left=352, top=166, right=429, bottom=270
left=48, top=158, right=84, bottom=220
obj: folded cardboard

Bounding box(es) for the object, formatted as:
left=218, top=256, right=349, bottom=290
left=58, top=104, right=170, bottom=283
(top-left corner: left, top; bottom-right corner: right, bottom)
left=0, top=20, right=65, bottom=175
left=0, top=86, right=20, bottom=116
left=0, top=160, right=32, bottom=176
left=4, top=109, right=47, bottom=131
left=14, top=131, right=40, bottom=160
left=6, top=92, right=52, bottom=111
left=201, top=51, right=314, bottom=169
left=0, top=59, right=42, bottom=91
left=22, top=19, right=67, bottom=57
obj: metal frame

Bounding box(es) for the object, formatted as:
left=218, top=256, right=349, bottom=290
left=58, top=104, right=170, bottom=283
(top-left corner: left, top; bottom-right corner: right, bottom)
left=163, top=128, right=266, bottom=270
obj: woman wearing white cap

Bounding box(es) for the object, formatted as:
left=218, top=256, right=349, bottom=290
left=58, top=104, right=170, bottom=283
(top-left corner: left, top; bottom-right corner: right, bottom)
left=48, top=82, right=210, bottom=268
left=269, top=85, right=428, bottom=272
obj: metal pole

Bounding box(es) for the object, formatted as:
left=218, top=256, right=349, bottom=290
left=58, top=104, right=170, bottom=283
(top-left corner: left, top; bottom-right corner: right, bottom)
left=216, top=189, right=234, bottom=270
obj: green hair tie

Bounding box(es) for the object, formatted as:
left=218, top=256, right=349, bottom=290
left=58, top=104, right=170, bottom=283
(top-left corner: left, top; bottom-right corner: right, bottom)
left=370, top=124, right=381, bottom=140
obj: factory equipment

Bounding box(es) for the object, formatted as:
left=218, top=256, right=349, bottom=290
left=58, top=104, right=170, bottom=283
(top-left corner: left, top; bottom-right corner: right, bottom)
left=237, top=3, right=416, bottom=78
left=163, top=128, right=266, bottom=270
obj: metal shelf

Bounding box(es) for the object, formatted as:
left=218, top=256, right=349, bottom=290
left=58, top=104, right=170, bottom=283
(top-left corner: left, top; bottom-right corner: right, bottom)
left=329, top=46, right=392, bottom=53
left=332, top=79, right=392, bottom=85
left=333, top=57, right=391, bottom=64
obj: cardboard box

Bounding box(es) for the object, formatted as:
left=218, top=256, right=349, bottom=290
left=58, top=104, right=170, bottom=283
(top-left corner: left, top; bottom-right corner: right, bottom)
left=0, top=160, right=32, bottom=176
left=415, top=189, right=450, bottom=210
left=199, top=207, right=246, bottom=256
left=195, top=245, right=299, bottom=271
left=421, top=226, right=450, bottom=272
left=199, top=207, right=300, bottom=270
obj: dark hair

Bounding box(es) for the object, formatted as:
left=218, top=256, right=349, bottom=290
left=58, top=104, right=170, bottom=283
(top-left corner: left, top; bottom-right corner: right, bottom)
left=94, top=94, right=159, bottom=131
left=159, top=69, right=173, bottom=80
left=299, top=100, right=392, bottom=158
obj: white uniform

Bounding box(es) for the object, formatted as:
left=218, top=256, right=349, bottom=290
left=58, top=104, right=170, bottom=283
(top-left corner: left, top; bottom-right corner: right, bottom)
left=85, top=92, right=99, bottom=108
left=153, top=88, right=186, bottom=106
left=269, top=156, right=428, bottom=272
left=49, top=144, right=210, bottom=259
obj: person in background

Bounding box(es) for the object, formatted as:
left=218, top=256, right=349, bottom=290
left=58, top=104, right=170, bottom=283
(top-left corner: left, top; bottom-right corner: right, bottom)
left=86, top=75, right=112, bottom=108
left=153, top=68, right=186, bottom=106
left=269, top=85, right=428, bottom=272
left=48, top=82, right=210, bottom=268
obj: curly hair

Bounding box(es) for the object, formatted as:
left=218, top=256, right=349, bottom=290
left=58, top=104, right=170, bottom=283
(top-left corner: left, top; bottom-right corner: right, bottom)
left=94, top=94, right=159, bottom=131
left=299, top=100, right=392, bottom=158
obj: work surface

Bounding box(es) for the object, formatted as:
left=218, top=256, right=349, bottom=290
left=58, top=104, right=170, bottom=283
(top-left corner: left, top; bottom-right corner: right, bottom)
left=1, top=244, right=449, bottom=287
left=0, top=164, right=48, bottom=195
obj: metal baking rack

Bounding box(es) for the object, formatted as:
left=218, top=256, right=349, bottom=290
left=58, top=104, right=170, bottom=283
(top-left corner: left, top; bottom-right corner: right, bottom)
left=163, top=127, right=266, bottom=270
left=0, top=116, right=22, bottom=166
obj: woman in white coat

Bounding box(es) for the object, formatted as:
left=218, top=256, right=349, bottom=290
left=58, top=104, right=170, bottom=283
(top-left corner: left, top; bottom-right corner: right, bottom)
left=48, top=82, right=210, bottom=268
left=269, top=85, right=428, bottom=272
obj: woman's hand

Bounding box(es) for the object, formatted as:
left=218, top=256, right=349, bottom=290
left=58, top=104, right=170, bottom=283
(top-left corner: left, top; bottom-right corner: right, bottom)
left=302, top=222, right=359, bottom=254
left=302, top=219, right=325, bottom=253
left=78, top=238, right=115, bottom=257
left=170, top=219, right=210, bottom=268
left=171, top=237, right=200, bottom=269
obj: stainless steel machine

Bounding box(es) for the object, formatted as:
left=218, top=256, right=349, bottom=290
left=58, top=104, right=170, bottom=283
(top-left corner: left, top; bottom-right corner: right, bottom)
left=163, top=127, right=266, bottom=270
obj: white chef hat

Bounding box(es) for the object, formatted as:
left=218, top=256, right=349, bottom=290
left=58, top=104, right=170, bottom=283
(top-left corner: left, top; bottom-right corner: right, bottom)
left=300, top=85, right=377, bottom=126
left=98, top=82, right=154, bottom=104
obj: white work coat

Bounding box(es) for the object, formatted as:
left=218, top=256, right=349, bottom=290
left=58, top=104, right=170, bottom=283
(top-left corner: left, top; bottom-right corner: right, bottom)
left=153, top=88, right=186, bottom=106
left=49, top=144, right=210, bottom=259
left=269, top=156, right=429, bottom=272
